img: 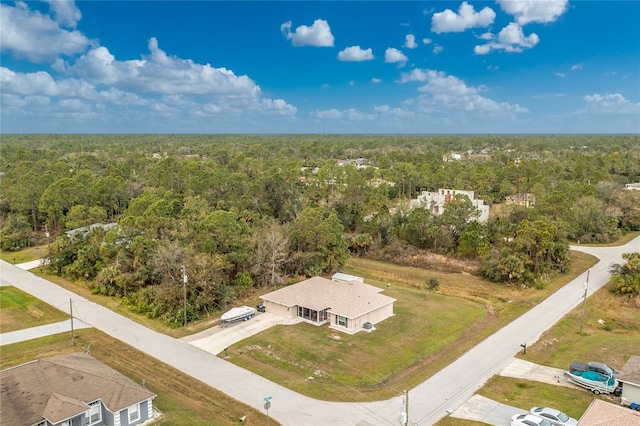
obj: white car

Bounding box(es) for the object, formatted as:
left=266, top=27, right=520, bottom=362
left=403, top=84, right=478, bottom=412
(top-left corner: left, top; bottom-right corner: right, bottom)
left=529, top=407, right=578, bottom=426
left=511, top=413, right=552, bottom=426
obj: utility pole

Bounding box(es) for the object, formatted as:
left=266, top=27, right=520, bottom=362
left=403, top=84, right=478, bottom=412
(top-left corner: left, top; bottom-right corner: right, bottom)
left=70, top=298, right=75, bottom=346
left=579, top=269, right=590, bottom=334
left=181, top=265, right=188, bottom=327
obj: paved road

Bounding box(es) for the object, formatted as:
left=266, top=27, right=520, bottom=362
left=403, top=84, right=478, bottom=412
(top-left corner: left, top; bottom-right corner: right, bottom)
left=1, top=235, right=637, bottom=425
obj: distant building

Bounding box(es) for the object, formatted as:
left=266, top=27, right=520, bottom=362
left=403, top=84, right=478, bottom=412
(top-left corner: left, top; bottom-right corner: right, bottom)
left=505, top=193, right=536, bottom=208
left=443, top=153, right=463, bottom=162
left=625, top=183, right=640, bottom=191
left=65, top=222, right=118, bottom=238
left=409, top=189, right=490, bottom=222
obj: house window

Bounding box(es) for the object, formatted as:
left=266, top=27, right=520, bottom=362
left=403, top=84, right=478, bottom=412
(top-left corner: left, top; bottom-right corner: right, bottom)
left=87, top=400, right=101, bottom=424
left=128, top=403, right=140, bottom=423
left=60, top=421, right=71, bottom=426
left=336, top=315, right=348, bottom=327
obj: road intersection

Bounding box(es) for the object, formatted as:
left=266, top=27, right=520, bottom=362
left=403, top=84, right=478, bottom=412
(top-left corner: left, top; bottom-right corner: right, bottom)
left=1, top=236, right=637, bottom=425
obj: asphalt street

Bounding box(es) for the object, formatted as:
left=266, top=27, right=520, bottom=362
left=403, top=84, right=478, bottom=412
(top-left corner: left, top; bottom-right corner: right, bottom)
left=1, top=235, right=637, bottom=425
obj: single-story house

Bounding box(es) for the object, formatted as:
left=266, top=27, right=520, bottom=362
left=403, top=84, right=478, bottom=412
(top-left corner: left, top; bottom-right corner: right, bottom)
left=65, top=223, right=118, bottom=238
left=625, top=182, right=640, bottom=191
left=1, top=352, right=156, bottom=426
left=578, top=399, right=640, bottom=425
left=618, top=355, right=640, bottom=407
left=260, top=276, right=396, bottom=334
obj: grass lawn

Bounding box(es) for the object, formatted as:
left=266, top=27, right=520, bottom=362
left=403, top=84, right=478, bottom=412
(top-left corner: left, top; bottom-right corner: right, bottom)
left=476, top=376, right=595, bottom=420
left=514, top=283, right=640, bottom=372
left=0, top=245, right=48, bottom=264
left=0, top=329, right=276, bottom=426
left=0, top=286, right=69, bottom=333
left=224, top=250, right=598, bottom=402
left=436, top=282, right=640, bottom=424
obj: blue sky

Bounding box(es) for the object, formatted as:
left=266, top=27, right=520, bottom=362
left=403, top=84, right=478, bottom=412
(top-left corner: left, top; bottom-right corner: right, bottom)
left=1, top=0, right=639, bottom=133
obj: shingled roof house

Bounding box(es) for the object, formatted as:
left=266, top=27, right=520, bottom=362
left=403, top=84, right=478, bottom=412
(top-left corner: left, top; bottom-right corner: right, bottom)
left=260, top=276, right=396, bottom=334
left=618, top=355, right=640, bottom=408
left=1, top=352, right=156, bottom=426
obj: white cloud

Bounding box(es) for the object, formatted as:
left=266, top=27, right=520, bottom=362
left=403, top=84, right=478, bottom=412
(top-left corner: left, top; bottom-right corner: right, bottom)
left=312, top=108, right=373, bottom=121
left=478, top=31, right=493, bottom=40
left=404, top=34, right=418, bottom=49
left=474, top=23, right=539, bottom=54
left=497, top=0, right=568, bottom=25
left=385, top=48, right=408, bottom=65
left=371, top=78, right=382, bottom=83
left=412, top=69, right=528, bottom=115
left=571, top=63, right=583, bottom=71
left=582, top=94, right=640, bottom=115
left=554, top=72, right=565, bottom=77
left=0, top=1, right=91, bottom=62
left=1, top=35, right=298, bottom=129
left=431, top=1, right=496, bottom=33
left=280, top=19, right=334, bottom=47
left=66, top=39, right=266, bottom=99
left=337, top=46, right=374, bottom=62
left=312, top=105, right=414, bottom=123
left=398, top=69, right=430, bottom=83
left=433, top=45, right=444, bottom=54
left=423, top=38, right=433, bottom=44
left=43, top=0, right=82, bottom=28
left=312, top=69, right=526, bottom=128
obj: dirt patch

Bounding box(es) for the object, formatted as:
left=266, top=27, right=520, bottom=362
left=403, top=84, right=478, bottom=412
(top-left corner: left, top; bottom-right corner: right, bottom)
left=26, top=305, right=44, bottom=319
left=369, top=248, right=480, bottom=274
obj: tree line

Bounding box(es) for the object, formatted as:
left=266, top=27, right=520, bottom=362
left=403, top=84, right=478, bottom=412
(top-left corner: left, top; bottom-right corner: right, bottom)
left=1, top=134, right=638, bottom=324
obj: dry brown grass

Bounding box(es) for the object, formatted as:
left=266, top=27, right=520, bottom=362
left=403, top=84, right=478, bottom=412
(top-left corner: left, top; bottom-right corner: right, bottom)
left=515, top=284, right=640, bottom=371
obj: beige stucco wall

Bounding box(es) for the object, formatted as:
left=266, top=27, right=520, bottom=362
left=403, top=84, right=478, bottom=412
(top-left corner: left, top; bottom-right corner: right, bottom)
left=264, top=301, right=295, bottom=319
left=329, top=303, right=394, bottom=333
left=352, top=304, right=394, bottom=330
left=621, top=382, right=640, bottom=405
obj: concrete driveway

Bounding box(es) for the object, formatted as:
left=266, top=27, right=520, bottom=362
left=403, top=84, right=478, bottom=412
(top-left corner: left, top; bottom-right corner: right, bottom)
left=181, top=312, right=296, bottom=356
left=451, top=394, right=527, bottom=425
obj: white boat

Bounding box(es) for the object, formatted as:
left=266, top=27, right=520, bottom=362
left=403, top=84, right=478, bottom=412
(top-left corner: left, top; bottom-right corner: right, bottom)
left=221, top=306, right=256, bottom=322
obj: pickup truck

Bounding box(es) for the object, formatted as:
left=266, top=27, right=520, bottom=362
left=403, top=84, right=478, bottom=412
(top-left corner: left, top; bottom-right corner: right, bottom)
left=569, top=361, right=619, bottom=378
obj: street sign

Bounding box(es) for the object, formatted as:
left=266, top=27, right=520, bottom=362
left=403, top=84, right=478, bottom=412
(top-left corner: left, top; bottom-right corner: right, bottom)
left=264, top=401, right=271, bottom=410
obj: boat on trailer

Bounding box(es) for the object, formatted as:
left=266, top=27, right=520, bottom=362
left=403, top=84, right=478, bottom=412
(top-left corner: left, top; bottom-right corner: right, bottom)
left=220, top=306, right=256, bottom=326
left=564, top=369, right=620, bottom=395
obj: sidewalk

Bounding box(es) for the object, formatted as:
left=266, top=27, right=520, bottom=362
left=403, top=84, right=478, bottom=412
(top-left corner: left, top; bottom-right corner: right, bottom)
left=0, top=319, right=92, bottom=346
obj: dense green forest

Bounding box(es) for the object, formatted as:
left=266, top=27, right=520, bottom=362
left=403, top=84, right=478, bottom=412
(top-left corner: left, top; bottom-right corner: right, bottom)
left=1, top=134, right=639, bottom=325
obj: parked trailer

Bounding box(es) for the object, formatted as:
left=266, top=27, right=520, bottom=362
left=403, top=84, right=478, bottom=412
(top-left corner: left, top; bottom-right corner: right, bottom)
left=564, top=370, right=620, bottom=395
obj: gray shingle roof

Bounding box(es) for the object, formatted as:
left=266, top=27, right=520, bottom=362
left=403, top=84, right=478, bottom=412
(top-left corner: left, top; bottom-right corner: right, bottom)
left=617, top=355, right=640, bottom=386
left=1, top=352, right=155, bottom=426
left=261, top=276, right=395, bottom=319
